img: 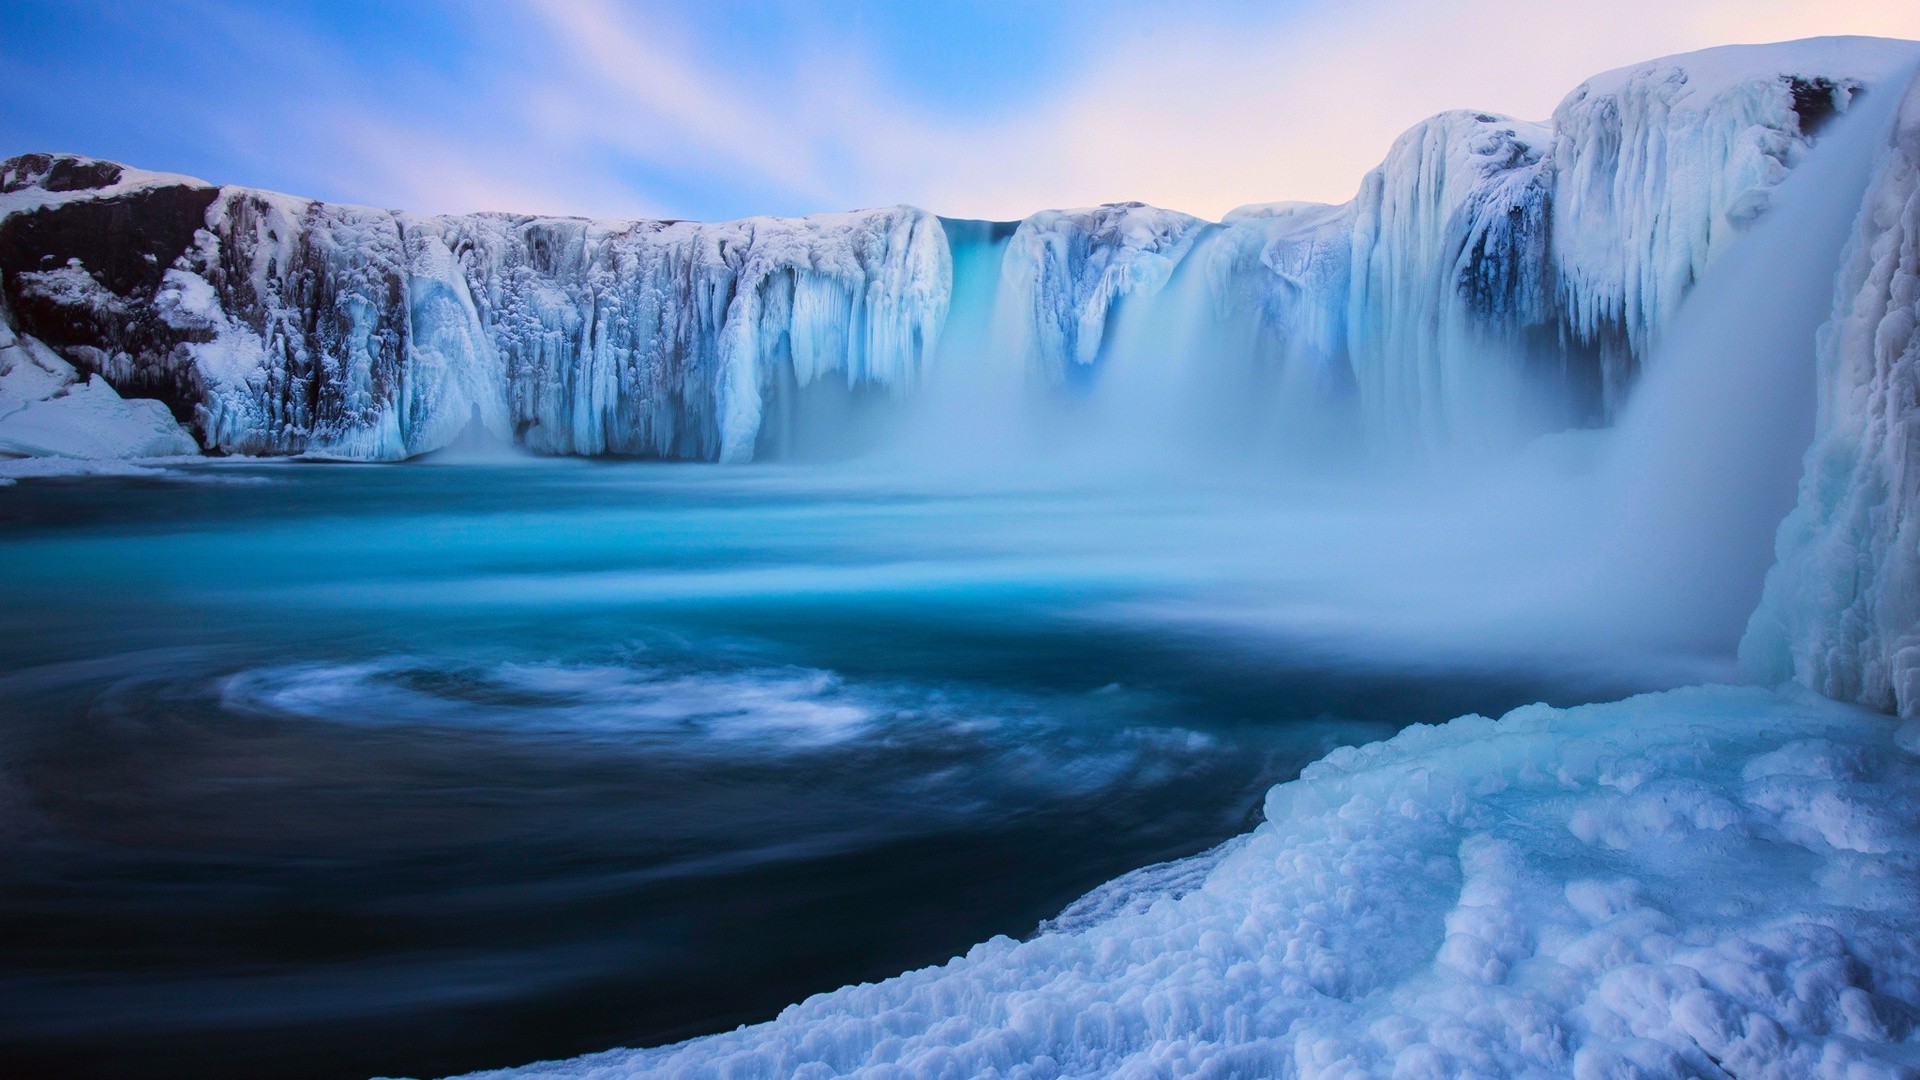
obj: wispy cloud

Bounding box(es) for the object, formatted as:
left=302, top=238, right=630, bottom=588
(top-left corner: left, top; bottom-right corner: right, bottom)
left=482, top=0, right=1920, bottom=220
left=7, top=0, right=1919, bottom=223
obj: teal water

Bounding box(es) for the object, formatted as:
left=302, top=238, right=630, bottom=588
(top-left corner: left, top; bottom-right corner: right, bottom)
left=0, top=461, right=1664, bottom=1079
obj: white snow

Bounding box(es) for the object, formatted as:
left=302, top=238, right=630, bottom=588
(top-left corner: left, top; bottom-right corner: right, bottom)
left=0, top=373, right=198, bottom=460
left=0, top=154, right=210, bottom=220
left=0, top=284, right=199, bottom=467
left=446, top=685, right=1920, bottom=1080
left=1744, top=67, right=1920, bottom=717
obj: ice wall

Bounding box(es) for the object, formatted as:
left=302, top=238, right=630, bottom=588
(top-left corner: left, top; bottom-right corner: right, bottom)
left=0, top=159, right=948, bottom=462
left=1344, top=110, right=1552, bottom=448
left=983, top=39, right=1918, bottom=456
left=1744, top=69, right=1920, bottom=717
left=2, top=39, right=1915, bottom=463
left=992, top=202, right=1208, bottom=384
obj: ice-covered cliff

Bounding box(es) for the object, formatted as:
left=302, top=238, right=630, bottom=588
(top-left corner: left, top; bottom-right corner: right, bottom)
left=0, top=155, right=948, bottom=463
left=1743, top=71, right=1920, bottom=718
left=1, top=38, right=1915, bottom=467
left=972, top=38, right=1919, bottom=452
left=991, top=202, right=1209, bottom=385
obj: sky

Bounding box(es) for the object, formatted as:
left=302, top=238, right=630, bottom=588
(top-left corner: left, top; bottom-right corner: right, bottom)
left=3, top=0, right=1920, bottom=223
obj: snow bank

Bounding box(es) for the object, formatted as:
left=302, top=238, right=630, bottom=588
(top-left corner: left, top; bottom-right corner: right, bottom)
left=0, top=285, right=198, bottom=468
left=1744, top=68, right=1920, bottom=717
left=449, top=685, right=1920, bottom=1080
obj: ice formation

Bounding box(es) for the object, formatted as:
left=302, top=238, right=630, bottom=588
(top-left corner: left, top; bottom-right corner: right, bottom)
left=455, top=685, right=1920, bottom=1080
left=992, top=202, right=1209, bottom=384
left=1744, top=71, right=1920, bottom=717
left=3, top=40, right=1913, bottom=463
left=0, top=156, right=948, bottom=462
left=3, top=36, right=1920, bottom=1080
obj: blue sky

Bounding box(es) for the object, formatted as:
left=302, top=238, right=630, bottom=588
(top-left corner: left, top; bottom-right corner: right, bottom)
left=4, top=0, right=1918, bottom=222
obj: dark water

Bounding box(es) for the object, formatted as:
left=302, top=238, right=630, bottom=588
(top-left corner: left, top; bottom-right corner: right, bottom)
left=0, top=461, right=1661, bottom=1080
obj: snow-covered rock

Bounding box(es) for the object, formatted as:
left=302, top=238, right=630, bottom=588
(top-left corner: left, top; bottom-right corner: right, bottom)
left=451, top=685, right=1920, bottom=1080
left=0, top=282, right=198, bottom=466
left=1744, top=68, right=1920, bottom=718
left=0, top=160, right=948, bottom=463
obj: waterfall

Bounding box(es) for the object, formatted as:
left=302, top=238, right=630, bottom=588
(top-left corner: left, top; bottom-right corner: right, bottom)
left=1585, top=64, right=1917, bottom=652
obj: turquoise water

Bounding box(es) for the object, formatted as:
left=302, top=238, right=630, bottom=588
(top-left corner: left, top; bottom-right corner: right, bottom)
left=0, top=461, right=1663, bottom=1079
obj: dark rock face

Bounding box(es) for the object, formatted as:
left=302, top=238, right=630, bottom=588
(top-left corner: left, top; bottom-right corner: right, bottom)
left=0, top=168, right=221, bottom=425
left=0, top=153, right=124, bottom=194
left=1786, top=76, right=1849, bottom=135
left=0, top=183, right=218, bottom=297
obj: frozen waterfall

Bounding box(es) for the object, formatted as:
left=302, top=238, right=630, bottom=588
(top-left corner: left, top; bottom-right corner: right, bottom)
left=6, top=40, right=1915, bottom=466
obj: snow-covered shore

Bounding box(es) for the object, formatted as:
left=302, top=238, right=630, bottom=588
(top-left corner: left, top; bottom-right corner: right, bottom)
left=450, top=685, right=1920, bottom=1080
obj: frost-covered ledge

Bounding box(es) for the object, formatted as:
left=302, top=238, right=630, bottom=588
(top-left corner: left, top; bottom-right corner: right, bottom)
left=1743, top=66, right=1920, bottom=717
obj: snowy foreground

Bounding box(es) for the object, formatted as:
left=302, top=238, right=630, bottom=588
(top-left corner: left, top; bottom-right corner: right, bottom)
left=451, top=686, right=1920, bottom=1080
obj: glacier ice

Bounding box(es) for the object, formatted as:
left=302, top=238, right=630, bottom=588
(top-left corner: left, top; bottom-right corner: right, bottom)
left=449, top=685, right=1920, bottom=1080
left=1743, top=68, right=1920, bottom=717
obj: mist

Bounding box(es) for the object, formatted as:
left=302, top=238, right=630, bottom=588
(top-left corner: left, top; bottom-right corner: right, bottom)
left=790, top=66, right=1918, bottom=690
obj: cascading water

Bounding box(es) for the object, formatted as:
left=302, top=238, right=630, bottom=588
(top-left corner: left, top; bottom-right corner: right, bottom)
left=1583, top=63, right=1919, bottom=652
left=875, top=63, right=1920, bottom=680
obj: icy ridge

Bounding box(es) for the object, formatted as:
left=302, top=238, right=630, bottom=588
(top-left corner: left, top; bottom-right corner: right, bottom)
left=1743, top=68, right=1920, bottom=717
left=2, top=40, right=1916, bottom=462
left=0, top=162, right=949, bottom=462
left=1002, top=39, right=1920, bottom=448
left=452, top=685, right=1920, bottom=1080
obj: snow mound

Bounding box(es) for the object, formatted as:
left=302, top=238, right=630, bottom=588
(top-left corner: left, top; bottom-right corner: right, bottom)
left=0, top=306, right=198, bottom=464
left=451, top=685, right=1920, bottom=1080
